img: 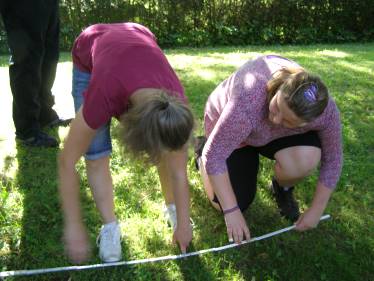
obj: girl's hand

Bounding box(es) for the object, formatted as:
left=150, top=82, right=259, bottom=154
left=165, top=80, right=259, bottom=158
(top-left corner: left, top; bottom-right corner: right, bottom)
left=224, top=210, right=250, bottom=244
left=295, top=182, right=332, bottom=232
left=172, top=223, right=193, bottom=254
left=295, top=206, right=324, bottom=231
left=64, top=222, right=91, bottom=264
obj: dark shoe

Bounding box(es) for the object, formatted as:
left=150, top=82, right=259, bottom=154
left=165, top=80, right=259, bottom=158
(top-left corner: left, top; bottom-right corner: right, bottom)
left=270, top=178, right=300, bottom=222
left=17, top=131, right=59, bottom=148
left=194, top=136, right=207, bottom=170
left=46, top=118, right=73, bottom=128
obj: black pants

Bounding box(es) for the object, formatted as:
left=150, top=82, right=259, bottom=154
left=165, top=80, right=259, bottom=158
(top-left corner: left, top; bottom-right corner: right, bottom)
left=1, top=0, right=60, bottom=139
left=212, top=131, right=322, bottom=212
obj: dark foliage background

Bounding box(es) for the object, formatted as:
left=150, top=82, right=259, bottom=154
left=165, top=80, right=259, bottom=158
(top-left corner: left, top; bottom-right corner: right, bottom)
left=0, top=0, right=374, bottom=52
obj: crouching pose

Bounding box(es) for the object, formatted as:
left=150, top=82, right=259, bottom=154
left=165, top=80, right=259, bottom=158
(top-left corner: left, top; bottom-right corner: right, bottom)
left=59, top=23, right=194, bottom=263
left=195, top=55, right=342, bottom=244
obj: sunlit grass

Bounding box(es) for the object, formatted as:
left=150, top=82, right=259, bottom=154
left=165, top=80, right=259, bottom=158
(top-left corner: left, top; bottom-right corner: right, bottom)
left=0, top=42, right=373, bottom=280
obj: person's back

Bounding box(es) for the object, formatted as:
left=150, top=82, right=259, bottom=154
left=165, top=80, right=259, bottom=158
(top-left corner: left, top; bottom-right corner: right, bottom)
left=72, top=22, right=185, bottom=130
left=72, top=22, right=157, bottom=73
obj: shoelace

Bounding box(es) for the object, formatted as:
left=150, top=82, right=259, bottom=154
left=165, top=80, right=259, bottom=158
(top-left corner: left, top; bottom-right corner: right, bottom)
left=96, top=225, right=118, bottom=247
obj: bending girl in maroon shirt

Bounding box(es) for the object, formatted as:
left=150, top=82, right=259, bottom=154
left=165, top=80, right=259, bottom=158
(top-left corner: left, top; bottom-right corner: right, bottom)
left=59, top=23, right=194, bottom=263
left=195, top=55, right=342, bottom=244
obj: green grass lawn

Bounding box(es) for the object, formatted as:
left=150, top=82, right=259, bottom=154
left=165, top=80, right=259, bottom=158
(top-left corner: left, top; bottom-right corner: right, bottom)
left=1, top=43, right=373, bottom=281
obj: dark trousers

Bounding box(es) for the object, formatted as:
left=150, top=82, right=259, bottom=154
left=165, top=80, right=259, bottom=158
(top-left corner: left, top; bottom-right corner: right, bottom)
left=1, top=0, right=60, bottom=139
left=212, top=131, right=322, bottom=212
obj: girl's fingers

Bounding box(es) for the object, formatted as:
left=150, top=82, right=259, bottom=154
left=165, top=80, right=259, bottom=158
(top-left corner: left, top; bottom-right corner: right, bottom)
left=227, top=227, right=234, bottom=243
left=233, top=231, right=239, bottom=244
left=244, top=227, right=251, bottom=241
left=237, top=232, right=243, bottom=244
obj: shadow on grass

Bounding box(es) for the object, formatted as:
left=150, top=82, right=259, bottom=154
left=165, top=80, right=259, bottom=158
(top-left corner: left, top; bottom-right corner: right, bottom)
left=175, top=245, right=216, bottom=281
left=230, top=162, right=373, bottom=280
left=188, top=170, right=297, bottom=280
left=235, top=192, right=373, bottom=281
left=188, top=171, right=351, bottom=281
left=10, top=139, right=70, bottom=280
left=7, top=130, right=136, bottom=280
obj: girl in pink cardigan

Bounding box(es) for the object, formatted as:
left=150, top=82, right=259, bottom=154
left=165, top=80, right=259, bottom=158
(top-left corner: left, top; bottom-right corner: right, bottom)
left=195, top=55, right=342, bottom=244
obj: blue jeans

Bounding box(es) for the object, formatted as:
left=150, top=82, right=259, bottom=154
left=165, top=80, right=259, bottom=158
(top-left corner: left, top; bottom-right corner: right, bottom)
left=72, top=67, right=112, bottom=160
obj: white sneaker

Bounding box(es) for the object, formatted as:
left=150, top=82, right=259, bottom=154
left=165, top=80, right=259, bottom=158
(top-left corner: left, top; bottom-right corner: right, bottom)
left=164, top=204, right=178, bottom=230
left=163, top=204, right=194, bottom=230
left=96, top=221, right=122, bottom=263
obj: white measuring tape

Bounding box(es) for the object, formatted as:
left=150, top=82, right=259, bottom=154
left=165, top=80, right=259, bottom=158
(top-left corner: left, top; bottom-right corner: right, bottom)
left=0, top=214, right=330, bottom=278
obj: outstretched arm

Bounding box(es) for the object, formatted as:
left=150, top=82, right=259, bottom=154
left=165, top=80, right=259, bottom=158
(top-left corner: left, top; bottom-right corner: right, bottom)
left=202, top=62, right=267, bottom=243
left=208, top=172, right=251, bottom=244
left=295, top=101, right=342, bottom=231
left=295, top=182, right=333, bottom=231
left=158, top=145, right=192, bottom=253
left=58, top=107, right=96, bottom=263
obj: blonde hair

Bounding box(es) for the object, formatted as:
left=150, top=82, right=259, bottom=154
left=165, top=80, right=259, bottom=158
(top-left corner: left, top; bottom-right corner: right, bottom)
left=267, top=67, right=329, bottom=122
left=120, top=91, right=194, bottom=164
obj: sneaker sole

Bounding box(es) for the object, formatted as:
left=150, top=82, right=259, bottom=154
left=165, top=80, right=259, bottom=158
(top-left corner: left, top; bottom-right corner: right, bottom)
left=102, top=257, right=122, bottom=263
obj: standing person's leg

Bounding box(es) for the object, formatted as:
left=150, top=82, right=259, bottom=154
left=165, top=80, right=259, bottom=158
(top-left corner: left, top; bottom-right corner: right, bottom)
left=39, top=0, right=61, bottom=126
left=1, top=1, right=58, bottom=146
left=71, top=67, right=121, bottom=262
left=258, top=131, right=321, bottom=222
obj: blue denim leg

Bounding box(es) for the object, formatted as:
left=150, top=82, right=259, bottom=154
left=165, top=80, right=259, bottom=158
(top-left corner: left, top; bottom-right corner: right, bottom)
left=72, top=67, right=112, bottom=160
